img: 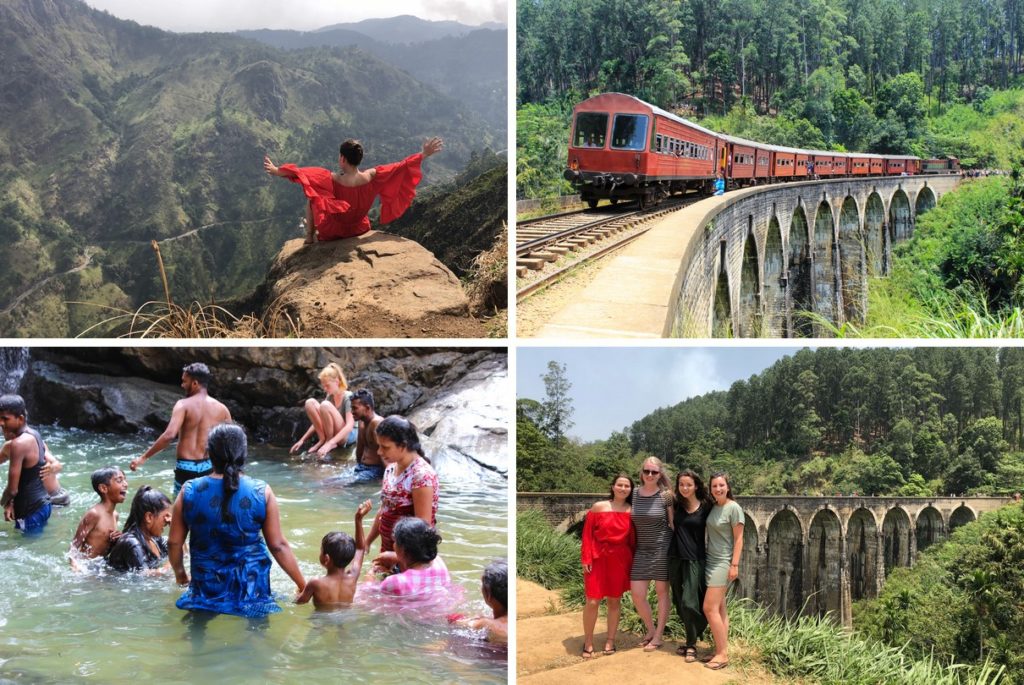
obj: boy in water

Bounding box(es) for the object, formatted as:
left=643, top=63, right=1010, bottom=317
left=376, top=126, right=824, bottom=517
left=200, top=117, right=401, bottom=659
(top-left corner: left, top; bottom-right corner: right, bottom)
left=296, top=500, right=372, bottom=609
left=71, top=467, right=128, bottom=559
left=451, top=559, right=508, bottom=642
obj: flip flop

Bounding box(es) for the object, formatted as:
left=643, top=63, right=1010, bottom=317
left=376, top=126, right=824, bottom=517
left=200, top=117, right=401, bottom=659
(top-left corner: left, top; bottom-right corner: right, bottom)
left=603, top=645, right=617, bottom=655
left=639, top=636, right=654, bottom=647
left=704, top=661, right=729, bottom=670
left=643, top=641, right=663, bottom=652
left=581, top=647, right=595, bottom=659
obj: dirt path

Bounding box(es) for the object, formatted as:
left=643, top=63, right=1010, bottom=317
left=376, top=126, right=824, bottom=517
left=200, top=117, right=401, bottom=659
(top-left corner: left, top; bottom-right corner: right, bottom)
left=517, top=579, right=785, bottom=685
left=0, top=247, right=97, bottom=315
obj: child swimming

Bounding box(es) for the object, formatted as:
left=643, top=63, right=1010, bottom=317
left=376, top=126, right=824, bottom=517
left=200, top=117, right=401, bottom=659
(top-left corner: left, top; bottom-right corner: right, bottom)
left=71, top=467, right=128, bottom=560
left=296, top=500, right=372, bottom=609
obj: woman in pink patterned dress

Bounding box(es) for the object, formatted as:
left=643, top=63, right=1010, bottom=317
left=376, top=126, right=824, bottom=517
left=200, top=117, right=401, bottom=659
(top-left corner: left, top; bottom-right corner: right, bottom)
left=373, top=517, right=449, bottom=596
left=365, top=416, right=438, bottom=554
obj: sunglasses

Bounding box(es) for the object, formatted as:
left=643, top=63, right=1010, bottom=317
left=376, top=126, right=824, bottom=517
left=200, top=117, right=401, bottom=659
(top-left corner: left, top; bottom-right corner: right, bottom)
left=642, top=469, right=660, bottom=476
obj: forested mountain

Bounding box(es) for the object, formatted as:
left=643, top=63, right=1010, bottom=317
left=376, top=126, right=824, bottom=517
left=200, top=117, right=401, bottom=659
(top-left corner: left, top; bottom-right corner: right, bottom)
left=518, top=348, right=1024, bottom=496
left=238, top=24, right=507, bottom=129
left=314, top=16, right=505, bottom=44
left=517, top=0, right=1024, bottom=197
left=0, top=0, right=501, bottom=337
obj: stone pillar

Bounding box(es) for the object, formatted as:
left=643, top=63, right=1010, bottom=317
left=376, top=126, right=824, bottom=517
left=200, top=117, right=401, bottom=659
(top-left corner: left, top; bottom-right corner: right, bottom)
left=839, top=532, right=852, bottom=626
left=874, top=529, right=885, bottom=595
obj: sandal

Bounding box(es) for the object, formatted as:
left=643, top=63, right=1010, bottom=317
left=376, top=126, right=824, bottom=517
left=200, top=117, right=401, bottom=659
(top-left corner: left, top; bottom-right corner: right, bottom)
left=685, top=647, right=697, bottom=662
left=581, top=646, right=595, bottom=659
left=639, top=636, right=654, bottom=647
left=603, top=644, right=617, bottom=656
left=643, top=640, right=663, bottom=652
left=704, top=661, right=729, bottom=670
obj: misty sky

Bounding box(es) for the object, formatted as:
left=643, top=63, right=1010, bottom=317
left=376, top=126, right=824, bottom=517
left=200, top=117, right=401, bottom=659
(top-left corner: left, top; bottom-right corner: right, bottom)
left=83, top=0, right=507, bottom=32
left=517, top=346, right=807, bottom=442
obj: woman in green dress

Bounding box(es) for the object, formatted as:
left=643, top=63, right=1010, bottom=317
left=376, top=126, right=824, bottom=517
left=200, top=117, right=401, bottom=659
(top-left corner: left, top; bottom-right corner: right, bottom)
left=702, top=471, right=743, bottom=671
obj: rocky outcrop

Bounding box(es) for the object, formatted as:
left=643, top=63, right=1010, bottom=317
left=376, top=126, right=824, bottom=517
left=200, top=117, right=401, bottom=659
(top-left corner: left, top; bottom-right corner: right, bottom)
left=245, top=233, right=486, bottom=338
left=19, top=347, right=507, bottom=480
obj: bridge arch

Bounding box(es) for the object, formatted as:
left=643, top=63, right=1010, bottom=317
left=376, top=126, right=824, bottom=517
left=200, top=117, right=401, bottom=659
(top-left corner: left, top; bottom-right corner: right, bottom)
left=766, top=508, right=804, bottom=617
left=788, top=205, right=812, bottom=337
left=806, top=508, right=843, bottom=618
left=915, top=186, right=936, bottom=216
left=712, top=269, right=732, bottom=337
left=848, top=507, right=880, bottom=601
left=738, top=232, right=761, bottom=337
left=889, top=189, right=912, bottom=242
left=812, top=201, right=836, bottom=332
left=763, top=217, right=785, bottom=337
left=864, top=192, right=886, bottom=276
left=882, top=506, right=913, bottom=575
left=914, top=506, right=945, bottom=552
left=838, top=195, right=865, bottom=324
left=950, top=504, right=977, bottom=532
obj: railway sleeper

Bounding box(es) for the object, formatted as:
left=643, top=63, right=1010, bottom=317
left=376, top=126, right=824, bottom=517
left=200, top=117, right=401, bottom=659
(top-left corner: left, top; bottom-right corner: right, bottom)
left=517, top=258, right=547, bottom=271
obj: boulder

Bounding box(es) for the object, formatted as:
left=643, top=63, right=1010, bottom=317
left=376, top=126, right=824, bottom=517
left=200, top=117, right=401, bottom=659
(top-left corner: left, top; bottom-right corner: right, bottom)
left=250, top=232, right=487, bottom=338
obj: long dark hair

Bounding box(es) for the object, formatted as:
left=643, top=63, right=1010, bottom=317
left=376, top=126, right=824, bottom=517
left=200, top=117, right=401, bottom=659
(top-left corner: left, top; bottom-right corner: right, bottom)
left=393, top=517, right=442, bottom=564
left=708, top=471, right=735, bottom=503
left=207, top=423, right=247, bottom=522
left=674, top=469, right=709, bottom=512
left=376, top=415, right=428, bottom=462
left=608, top=473, right=635, bottom=506
left=122, top=485, right=171, bottom=533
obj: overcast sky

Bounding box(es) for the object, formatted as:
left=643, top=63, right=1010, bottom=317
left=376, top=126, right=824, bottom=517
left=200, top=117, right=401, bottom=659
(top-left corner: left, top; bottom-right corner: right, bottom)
left=517, top=346, right=807, bottom=442
left=83, top=0, right=507, bottom=32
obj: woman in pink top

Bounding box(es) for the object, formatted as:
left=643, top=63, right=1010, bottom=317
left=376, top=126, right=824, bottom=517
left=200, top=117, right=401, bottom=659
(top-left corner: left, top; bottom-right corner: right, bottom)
left=365, top=416, right=438, bottom=554
left=263, top=137, right=443, bottom=243
left=373, top=517, right=449, bottom=596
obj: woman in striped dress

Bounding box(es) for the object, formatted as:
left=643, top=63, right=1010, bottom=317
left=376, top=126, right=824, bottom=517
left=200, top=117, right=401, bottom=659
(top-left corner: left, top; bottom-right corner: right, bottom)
left=629, top=457, right=673, bottom=651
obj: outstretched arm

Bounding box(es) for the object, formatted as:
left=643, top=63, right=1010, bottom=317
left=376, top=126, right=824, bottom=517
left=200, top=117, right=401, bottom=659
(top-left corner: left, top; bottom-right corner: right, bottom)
left=131, top=401, right=185, bottom=471
left=350, top=499, right=372, bottom=575
left=421, top=137, right=443, bottom=158
left=263, top=156, right=289, bottom=177
left=262, top=485, right=306, bottom=593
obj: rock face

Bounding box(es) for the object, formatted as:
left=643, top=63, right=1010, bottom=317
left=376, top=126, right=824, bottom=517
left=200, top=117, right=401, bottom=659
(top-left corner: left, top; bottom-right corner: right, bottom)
left=248, top=233, right=486, bottom=338
left=19, top=347, right=507, bottom=480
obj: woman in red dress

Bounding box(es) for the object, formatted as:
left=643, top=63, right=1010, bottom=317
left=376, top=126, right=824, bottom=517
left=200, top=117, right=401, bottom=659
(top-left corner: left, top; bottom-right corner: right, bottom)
left=580, top=473, right=635, bottom=658
left=263, top=137, right=443, bottom=243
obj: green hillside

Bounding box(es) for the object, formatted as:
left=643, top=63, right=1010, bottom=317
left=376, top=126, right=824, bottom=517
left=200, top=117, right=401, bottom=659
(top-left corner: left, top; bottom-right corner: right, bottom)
left=0, top=0, right=500, bottom=336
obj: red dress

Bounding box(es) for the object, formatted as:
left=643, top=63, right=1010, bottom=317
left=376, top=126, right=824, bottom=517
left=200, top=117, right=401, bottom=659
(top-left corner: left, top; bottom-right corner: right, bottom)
left=581, top=510, right=635, bottom=600
left=279, top=153, right=424, bottom=240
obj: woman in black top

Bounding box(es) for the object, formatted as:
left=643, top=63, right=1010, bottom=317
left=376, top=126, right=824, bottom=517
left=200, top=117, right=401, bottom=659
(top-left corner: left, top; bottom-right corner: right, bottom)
left=668, top=469, right=711, bottom=662
left=107, top=486, right=172, bottom=573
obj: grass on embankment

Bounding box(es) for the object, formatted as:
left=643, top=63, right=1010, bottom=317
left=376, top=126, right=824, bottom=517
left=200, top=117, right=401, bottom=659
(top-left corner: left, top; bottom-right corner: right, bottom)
left=517, top=510, right=1005, bottom=685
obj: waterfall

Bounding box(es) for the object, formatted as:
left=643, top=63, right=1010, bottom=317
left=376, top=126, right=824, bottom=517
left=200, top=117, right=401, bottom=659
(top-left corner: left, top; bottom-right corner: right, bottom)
left=0, top=347, right=30, bottom=395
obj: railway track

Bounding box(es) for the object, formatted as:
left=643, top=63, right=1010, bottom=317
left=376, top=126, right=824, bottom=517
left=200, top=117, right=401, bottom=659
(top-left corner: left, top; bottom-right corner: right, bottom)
left=515, top=196, right=696, bottom=300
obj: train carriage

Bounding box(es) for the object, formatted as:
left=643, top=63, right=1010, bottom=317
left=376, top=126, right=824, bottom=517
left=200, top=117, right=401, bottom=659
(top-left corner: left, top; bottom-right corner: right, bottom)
left=565, top=92, right=717, bottom=207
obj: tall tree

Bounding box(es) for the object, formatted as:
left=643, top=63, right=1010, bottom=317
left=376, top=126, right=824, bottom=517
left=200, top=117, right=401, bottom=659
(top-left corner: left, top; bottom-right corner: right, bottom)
left=541, top=360, right=574, bottom=442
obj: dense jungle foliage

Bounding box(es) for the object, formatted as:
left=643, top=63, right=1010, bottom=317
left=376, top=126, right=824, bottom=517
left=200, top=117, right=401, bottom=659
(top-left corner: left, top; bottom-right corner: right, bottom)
left=517, top=0, right=1024, bottom=198
left=855, top=503, right=1024, bottom=683
left=518, top=347, right=1024, bottom=496
left=860, top=172, right=1024, bottom=336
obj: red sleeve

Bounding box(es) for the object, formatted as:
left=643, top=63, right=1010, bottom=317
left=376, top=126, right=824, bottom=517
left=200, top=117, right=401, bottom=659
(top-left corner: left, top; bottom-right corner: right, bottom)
left=371, top=153, right=424, bottom=224
left=278, top=164, right=353, bottom=217
left=581, top=512, right=595, bottom=565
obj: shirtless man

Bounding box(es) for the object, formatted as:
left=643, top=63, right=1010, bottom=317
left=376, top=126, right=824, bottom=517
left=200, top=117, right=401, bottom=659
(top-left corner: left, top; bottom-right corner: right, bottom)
left=0, top=394, right=52, bottom=533
left=130, top=362, right=231, bottom=496
left=350, top=389, right=385, bottom=483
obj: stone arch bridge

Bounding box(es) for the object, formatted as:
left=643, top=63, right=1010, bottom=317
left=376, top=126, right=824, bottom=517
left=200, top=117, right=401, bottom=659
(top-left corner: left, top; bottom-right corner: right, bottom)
left=676, top=174, right=962, bottom=336
left=518, top=492, right=1011, bottom=625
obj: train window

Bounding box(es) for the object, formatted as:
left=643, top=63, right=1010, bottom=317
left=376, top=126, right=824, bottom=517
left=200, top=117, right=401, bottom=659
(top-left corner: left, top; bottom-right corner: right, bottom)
left=573, top=112, right=608, bottom=148
left=655, top=135, right=663, bottom=153
left=610, top=114, right=649, bottom=151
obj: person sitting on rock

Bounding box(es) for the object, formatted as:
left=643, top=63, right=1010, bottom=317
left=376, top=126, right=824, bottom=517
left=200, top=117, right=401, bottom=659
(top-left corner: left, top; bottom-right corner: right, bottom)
left=263, top=137, right=443, bottom=244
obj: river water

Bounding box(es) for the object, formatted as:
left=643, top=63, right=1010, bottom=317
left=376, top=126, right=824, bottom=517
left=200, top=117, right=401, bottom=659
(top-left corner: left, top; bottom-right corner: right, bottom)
left=0, top=427, right=508, bottom=683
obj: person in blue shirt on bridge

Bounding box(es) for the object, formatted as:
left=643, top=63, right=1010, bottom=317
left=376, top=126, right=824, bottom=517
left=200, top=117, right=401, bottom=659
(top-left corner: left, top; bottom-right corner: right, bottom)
left=713, top=172, right=725, bottom=196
